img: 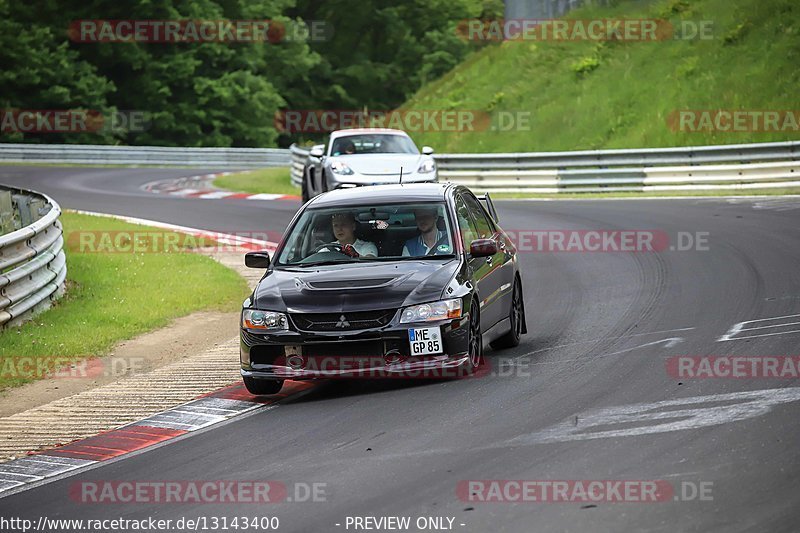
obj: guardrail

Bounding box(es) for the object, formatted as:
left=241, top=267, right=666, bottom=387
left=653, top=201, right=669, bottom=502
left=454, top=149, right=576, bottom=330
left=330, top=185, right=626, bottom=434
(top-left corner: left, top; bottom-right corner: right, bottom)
left=289, top=141, right=800, bottom=193
left=0, top=187, right=66, bottom=328
left=0, top=143, right=291, bottom=168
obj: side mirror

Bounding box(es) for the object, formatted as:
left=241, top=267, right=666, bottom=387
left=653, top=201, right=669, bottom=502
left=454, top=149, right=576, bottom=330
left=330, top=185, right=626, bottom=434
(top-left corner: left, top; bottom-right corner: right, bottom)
left=245, top=251, right=271, bottom=269
left=469, top=239, right=497, bottom=258
left=309, top=145, right=325, bottom=158
left=422, top=146, right=435, bottom=155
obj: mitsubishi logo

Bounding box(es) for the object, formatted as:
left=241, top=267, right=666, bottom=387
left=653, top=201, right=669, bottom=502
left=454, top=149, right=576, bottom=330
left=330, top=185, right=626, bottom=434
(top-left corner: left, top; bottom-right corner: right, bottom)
left=336, top=314, right=350, bottom=328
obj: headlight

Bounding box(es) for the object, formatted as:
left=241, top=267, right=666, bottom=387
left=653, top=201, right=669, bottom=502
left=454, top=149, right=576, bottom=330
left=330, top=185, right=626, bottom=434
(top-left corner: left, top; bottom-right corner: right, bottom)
left=400, top=299, right=462, bottom=323
left=417, top=159, right=436, bottom=174
left=242, top=309, right=288, bottom=331
left=330, top=161, right=355, bottom=175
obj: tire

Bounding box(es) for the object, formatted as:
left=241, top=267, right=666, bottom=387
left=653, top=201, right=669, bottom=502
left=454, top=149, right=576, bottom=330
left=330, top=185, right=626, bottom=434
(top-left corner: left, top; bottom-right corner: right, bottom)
left=466, top=302, right=483, bottom=373
left=321, top=171, right=329, bottom=193
left=490, top=278, right=523, bottom=349
left=301, top=172, right=310, bottom=203
left=243, top=376, right=284, bottom=395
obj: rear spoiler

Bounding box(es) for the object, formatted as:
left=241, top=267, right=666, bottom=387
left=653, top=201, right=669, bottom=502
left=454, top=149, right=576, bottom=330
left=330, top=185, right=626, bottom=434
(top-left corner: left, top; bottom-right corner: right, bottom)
left=476, top=193, right=499, bottom=223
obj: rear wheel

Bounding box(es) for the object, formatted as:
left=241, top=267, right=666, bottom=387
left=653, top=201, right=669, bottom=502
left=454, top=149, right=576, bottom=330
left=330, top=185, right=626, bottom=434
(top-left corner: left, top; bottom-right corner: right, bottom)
left=243, top=376, right=284, bottom=395
left=490, top=278, right=523, bottom=349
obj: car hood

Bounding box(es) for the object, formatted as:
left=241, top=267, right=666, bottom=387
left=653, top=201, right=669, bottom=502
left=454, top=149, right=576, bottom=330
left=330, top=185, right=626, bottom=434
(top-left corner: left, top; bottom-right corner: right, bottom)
left=331, top=154, right=426, bottom=176
left=252, top=259, right=459, bottom=313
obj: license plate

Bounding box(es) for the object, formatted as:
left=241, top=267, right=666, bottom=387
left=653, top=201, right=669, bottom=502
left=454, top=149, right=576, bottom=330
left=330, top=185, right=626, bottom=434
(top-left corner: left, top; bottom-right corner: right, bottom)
left=408, top=327, right=443, bottom=356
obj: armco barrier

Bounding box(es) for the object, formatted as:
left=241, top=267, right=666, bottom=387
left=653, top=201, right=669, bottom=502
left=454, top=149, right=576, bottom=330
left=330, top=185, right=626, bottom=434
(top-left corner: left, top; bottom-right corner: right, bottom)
left=0, top=143, right=291, bottom=168
left=2, top=140, right=798, bottom=193
left=0, top=186, right=66, bottom=328
left=290, top=141, right=800, bottom=193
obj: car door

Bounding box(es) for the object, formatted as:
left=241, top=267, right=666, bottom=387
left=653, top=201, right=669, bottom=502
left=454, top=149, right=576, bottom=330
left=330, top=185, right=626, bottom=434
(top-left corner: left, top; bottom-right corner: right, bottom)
left=462, top=192, right=514, bottom=329
left=456, top=193, right=501, bottom=330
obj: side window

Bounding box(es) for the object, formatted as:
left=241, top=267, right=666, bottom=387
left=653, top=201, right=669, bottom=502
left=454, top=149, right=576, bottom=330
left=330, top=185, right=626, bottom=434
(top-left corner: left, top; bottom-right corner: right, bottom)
left=455, top=195, right=479, bottom=247
left=462, top=194, right=495, bottom=239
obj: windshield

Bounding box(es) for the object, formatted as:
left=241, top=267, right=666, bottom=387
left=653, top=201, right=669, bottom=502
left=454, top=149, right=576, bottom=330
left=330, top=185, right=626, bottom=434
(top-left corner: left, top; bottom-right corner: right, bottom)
left=330, top=134, right=419, bottom=156
left=276, top=202, right=455, bottom=266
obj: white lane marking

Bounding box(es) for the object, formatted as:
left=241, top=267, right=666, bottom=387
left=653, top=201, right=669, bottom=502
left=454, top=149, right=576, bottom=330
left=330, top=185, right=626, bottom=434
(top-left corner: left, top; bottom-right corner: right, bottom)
left=718, top=314, right=800, bottom=341
left=523, top=337, right=686, bottom=366
left=513, top=387, right=800, bottom=444
left=515, top=327, right=696, bottom=360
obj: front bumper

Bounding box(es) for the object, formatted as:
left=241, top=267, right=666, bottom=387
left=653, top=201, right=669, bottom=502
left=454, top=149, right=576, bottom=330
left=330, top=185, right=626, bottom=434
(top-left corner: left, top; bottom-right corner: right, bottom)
left=240, top=315, right=469, bottom=380
left=329, top=171, right=438, bottom=188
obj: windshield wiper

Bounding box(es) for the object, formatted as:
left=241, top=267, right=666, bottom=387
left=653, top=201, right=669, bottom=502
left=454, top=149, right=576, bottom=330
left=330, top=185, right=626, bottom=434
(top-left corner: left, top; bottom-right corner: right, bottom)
left=292, top=259, right=361, bottom=268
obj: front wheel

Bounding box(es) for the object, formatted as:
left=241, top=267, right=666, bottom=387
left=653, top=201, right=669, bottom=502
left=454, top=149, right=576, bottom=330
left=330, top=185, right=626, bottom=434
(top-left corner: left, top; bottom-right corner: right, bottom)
left=243, top=376, right=284, bottom=395
left=466, top=303, right=483, bottom=373
left=301, top=172, right=310, bottom=203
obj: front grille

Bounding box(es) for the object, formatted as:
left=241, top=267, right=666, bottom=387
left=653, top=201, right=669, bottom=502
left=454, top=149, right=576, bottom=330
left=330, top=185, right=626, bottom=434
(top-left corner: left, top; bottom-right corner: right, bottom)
left=303, top=341, right=385, bottom=358
left=291, top=309, right=396, bottom=331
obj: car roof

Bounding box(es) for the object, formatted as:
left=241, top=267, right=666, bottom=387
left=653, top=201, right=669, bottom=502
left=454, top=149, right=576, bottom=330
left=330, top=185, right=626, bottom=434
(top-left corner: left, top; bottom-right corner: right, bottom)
left=330, top=128, right=409, bottom=137
left=308, top=183, right=456, bottom=208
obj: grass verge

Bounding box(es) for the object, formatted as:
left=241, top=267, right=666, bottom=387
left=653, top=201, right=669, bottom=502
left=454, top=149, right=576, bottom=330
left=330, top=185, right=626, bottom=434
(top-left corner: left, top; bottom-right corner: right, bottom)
left=404, top=0, right=800, bottom=153
left=214, top=167, right=297, bottom=195
left=0, top=212, right=249, bottom=391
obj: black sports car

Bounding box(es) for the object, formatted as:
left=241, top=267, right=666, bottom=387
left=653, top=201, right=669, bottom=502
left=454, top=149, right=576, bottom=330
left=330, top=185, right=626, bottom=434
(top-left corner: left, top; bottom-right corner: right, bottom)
left=240, top=183, right=526, bottom=394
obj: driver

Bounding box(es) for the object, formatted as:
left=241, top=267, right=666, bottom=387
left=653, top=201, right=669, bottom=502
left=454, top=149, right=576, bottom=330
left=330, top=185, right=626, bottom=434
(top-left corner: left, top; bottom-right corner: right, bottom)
left=402, top=207, right=450, bottom=256
left=327, top=212, right=377, bottom=258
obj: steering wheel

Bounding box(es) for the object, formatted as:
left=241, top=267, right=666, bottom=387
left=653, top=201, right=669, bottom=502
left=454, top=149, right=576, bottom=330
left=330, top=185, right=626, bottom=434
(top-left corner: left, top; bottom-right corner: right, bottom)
left=312, top=242, right=345, bottom=255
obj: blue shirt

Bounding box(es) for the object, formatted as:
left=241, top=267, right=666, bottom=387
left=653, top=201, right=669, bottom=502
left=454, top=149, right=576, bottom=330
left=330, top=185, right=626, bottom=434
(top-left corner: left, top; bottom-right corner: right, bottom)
left=402, top=230, right=449, bottom=257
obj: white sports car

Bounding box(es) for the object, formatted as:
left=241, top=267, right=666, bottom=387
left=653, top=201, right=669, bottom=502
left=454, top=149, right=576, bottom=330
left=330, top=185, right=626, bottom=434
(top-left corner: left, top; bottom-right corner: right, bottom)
left=301, top=128, right=438, bottom=202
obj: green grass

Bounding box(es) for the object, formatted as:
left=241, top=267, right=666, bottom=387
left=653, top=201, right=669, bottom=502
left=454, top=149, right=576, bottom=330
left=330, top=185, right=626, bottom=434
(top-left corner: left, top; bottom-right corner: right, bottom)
left=0, top=212, right=249, bottom=390
left=214, top=167, right=298, bottom=195
left=491, top=187, right=800, bottom=199
left=403, top=0, right=800, bottom=153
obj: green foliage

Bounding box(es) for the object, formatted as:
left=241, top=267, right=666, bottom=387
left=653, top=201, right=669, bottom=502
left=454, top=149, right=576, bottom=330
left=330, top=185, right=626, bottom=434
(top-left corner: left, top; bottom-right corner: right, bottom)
left=571, top=56, right=600, bottom=76
left=0, top=0, right=489, bottom=147
left=404, top=0, right=800, bottom=153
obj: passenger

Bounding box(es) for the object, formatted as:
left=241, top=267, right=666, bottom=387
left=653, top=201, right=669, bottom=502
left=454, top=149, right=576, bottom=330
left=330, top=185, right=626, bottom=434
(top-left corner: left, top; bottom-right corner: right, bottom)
left=330, top=212, right=377, bottom=258
left=402, top=207, right=450, bottom=256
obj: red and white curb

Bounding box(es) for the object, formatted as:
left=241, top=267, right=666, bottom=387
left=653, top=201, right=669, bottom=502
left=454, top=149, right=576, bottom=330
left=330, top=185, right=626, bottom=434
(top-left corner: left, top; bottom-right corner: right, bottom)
left=0, top=381, right=315, bottom=497
left=142, top=172, right=301, bottom=201
left=68, top=210, right=281, bottom=253
left=0, top=213, right=293, bottom=497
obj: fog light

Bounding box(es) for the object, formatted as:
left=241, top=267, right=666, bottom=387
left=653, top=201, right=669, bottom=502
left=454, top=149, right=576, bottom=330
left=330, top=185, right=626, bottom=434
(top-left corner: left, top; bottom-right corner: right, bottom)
left=287, top=354, right=305, bottom=369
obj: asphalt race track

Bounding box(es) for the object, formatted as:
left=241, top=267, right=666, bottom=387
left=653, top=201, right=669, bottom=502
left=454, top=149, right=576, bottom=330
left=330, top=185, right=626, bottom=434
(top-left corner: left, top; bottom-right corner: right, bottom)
left=1, top=165, right=800, bottom=532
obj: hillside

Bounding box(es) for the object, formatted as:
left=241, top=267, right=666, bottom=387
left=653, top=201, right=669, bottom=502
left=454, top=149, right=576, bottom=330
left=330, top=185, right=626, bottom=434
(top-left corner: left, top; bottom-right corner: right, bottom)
left=402, top=0, right=800, bottom=153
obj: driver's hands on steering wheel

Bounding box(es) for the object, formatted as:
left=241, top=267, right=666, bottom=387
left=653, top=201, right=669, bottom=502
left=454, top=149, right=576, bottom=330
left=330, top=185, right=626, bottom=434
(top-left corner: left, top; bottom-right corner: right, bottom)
left=341, top=243, right=360, bottom=258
